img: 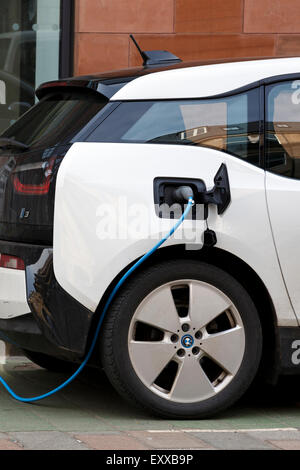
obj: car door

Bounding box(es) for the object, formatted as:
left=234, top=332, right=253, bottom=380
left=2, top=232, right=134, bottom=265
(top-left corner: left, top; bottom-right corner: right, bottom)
left=265, top=78, right=300, bottom=321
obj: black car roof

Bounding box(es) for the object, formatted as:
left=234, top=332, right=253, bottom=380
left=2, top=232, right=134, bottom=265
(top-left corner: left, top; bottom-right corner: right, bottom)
left=36, top=56, right=293, bottom=100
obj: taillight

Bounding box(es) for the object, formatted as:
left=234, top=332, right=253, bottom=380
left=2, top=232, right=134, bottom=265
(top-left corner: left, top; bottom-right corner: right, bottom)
left=0, top=254, right=25, bottom=270
left=13, top=177, right=51, bottom=195
left=12, top=157, right=56, bottom=196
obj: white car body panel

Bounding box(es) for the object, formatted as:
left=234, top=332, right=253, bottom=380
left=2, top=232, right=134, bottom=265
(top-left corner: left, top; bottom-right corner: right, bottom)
left=266, top=171, right=300, bottom=318
left=112, top=58, right=300, bottom=101
left=53, top=142, right=297, bottom=326
left=0, top=267, right=30, bottom=319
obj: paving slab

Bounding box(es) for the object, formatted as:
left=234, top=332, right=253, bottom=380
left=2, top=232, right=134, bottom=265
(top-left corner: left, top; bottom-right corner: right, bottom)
left=129, top=431, right=212, bottom=449
left=267, top=440, right=300, bottom=450
left=0, top=408, right=56, bottom=432
left=190, top=431, right=276, bottom=450
left=248, top=430, right=300, bottom=440
left=75, top=433, right=150, bottom=450
left=0, top=438, right=23, bottom=450
left=10, top=431, right=89, bottom=450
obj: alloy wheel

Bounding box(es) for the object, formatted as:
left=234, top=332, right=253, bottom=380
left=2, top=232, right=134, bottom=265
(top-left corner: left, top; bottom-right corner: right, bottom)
left=128, top=280, right=246, bottom=403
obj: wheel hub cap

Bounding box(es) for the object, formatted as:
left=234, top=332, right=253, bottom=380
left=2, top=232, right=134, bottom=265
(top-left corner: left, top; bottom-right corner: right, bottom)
left=181, top=334, right=194, bottom=348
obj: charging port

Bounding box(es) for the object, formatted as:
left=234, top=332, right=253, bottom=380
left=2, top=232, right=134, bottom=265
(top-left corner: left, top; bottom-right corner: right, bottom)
left=153, top=164, right=231, bottom=220
left=153, top=177, right=206, bottom=220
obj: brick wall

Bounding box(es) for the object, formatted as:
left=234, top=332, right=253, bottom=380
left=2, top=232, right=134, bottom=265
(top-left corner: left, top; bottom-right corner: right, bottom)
left=74, top=0, right=300, bottom=76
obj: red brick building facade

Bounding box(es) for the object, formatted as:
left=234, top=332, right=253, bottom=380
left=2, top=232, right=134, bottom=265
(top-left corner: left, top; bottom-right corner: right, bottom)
left=74, top=0, right=300, bottom=76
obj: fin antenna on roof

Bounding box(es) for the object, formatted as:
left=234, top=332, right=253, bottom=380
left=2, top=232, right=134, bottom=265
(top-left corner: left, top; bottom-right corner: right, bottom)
left=129, top=34, right=182, bottom=68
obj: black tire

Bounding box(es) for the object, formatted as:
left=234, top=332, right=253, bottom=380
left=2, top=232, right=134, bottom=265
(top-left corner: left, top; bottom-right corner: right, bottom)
left=100, top=259, right=262, bottom=419
left=22, top=349, right=76, bottom=373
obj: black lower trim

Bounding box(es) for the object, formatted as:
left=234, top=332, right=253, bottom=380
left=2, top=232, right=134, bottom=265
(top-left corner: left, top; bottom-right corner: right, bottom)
left=278, top=327, right=300, bottom=374
left=0, top=314, right=78, bottom=361
left=0, top=240, right=94, bottom=359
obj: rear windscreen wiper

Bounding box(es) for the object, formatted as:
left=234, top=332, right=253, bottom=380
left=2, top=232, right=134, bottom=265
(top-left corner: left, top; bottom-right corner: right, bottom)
left=0, top=138, right=29, bottom=150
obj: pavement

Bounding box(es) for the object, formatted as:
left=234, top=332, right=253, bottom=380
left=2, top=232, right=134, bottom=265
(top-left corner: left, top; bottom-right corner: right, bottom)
left=0, top=356, right=299, bottom=450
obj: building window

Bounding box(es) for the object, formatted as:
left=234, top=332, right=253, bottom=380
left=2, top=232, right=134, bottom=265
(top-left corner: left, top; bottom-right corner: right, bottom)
left=0, top=0, right=73, bottom=134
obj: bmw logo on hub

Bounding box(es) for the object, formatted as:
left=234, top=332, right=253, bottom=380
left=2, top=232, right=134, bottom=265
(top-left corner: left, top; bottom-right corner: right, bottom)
left=181, top=334, right=194, bottom=348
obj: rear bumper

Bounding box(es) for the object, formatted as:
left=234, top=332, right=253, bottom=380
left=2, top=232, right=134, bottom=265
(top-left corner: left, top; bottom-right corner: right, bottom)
left=0, top=267, right=30, bottom=318
left=0, top=240, right=94, bottom=360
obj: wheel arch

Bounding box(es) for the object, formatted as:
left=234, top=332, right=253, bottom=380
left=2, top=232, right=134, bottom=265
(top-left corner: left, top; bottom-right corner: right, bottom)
left=89, top=244, right=280, bottom=382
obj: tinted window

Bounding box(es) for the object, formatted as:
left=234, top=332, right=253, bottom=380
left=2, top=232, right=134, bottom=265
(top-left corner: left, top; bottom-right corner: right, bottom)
left=266, top=80, right=300, bottom=179
left=0, top=38, right=10, bottom=69
left=0, top=91, right=107, bottom=149
left=88, top=89, right=260, bottom=164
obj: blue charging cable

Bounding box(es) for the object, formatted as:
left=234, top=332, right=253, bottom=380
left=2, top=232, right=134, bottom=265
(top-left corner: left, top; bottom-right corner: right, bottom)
left=0, top=197, right=194, bottom=402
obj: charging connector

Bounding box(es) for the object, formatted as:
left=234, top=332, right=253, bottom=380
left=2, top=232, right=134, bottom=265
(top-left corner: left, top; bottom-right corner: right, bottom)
left=173, top=185, right=217, bottom=248
left=173, top=185, right=194, bottom=203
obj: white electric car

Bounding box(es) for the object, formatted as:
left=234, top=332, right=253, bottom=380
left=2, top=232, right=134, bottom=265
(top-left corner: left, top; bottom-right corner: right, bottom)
left=0, top=46, right=300, bottom=419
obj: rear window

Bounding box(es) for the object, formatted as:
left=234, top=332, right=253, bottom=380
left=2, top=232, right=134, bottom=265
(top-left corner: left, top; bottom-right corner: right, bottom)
left=87, top=88, right=260, bottom=165
left=0, top=90, right=107, bottom=149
